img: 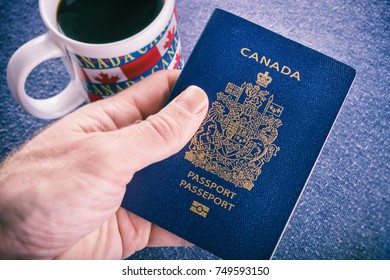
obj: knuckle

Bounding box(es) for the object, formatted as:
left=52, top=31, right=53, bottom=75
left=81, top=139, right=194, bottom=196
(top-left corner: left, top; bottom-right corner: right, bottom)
left=144, top=113, right=182, bottom=153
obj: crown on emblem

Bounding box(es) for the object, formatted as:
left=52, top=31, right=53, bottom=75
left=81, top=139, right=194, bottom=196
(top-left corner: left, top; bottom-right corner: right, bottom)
left=256, top=71, right=272, bottom=88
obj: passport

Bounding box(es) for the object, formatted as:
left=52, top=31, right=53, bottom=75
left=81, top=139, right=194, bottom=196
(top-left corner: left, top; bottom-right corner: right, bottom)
left=122, top=9, right=356, bottom=259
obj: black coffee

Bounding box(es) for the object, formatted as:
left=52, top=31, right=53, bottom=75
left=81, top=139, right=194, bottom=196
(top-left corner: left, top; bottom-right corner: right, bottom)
left=57, top=0, right=164, bottom=44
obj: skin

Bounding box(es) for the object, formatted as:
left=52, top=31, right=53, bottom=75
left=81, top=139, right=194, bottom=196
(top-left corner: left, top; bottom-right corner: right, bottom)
left=0, top=70, right=208, bottom=259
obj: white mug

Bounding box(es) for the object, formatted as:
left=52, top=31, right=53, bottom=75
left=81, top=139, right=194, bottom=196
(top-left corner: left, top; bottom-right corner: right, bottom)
left=7, top=0, right=182, bottom=119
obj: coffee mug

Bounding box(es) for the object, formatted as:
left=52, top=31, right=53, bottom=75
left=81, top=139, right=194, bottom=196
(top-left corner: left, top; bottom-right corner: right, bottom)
left=7, top=0, right=182, bottom=119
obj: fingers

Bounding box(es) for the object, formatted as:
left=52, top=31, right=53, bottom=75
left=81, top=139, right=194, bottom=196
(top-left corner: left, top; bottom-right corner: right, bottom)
left=102, top=70, right=181, bottom=129
left=116, top=208, right=152, bottom=258
left=111, top=85, right=208, bottom=174
left=117, top=209, right=191, bottom=259
left=148, top=225, right=193, bottom=247
left=115, top=70, right=181, bottom=117
left=66, top=70, right=181, bottom=132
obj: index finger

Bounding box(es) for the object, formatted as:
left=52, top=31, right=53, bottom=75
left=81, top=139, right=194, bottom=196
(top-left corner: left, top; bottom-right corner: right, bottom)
left=103, top=70, right=181, bottom=128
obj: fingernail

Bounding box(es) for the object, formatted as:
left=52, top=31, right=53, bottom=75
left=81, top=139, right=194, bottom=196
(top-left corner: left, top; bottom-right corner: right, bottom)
left=175, top=85, right=208, bottom=114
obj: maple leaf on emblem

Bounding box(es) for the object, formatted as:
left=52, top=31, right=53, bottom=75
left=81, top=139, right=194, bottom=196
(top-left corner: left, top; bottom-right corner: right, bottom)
left=163, top=27, right=175, bottom=49
left=173, top=52, right=181, bottom=69
left=94, top=72, right=121, bottom=84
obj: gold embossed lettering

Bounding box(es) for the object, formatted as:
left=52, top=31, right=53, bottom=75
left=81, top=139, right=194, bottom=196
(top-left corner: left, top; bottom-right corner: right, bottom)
left=240, top=49, right=301, bottom=81
left=260, top=56, right=271, bottom=67
left=270, top=62, right=279, bottom=71
left=240, top=47, right=250, bottom=57
left=223, top=189, right=237, bottom=199
left=291, top=71, right=301, bottom=81
left=179, top=178, right=236, bottom=212
left=179, top=180, right=186, bottom=186
left=281, top=65, right=291, bottom=75
left=248, top=52, right=259, bottom=62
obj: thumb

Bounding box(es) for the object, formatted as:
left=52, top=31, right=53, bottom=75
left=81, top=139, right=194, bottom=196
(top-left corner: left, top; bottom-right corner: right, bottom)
left=114, top=85, right=208, bottom=173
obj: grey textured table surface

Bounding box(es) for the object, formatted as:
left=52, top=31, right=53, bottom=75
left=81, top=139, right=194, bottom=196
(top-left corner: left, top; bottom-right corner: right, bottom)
left=0, top=0, right=389, bottom=259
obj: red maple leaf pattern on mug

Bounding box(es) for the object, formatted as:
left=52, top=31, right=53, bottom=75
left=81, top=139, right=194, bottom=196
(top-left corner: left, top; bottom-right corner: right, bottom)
left=173, top=52, right=181, bottom=69
left=163, top=27, right=175, bottom=49
left=94, top=72, right=121, bottom=84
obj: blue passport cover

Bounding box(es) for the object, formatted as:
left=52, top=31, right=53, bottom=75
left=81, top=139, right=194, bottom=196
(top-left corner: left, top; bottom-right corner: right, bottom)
left=122, top=9, right=356, bottom=259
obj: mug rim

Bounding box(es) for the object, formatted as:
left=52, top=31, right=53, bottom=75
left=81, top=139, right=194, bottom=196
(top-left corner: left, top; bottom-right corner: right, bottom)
left=39, top=0, right=173, bottom=49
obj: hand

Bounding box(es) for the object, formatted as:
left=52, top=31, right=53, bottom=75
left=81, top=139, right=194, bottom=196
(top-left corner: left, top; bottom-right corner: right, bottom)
left=0, top=70, right=208, bottom=259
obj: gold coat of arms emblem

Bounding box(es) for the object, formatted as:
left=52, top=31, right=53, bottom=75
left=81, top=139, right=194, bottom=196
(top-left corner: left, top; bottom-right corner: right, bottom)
left=185, top=72, right=284, bottom=191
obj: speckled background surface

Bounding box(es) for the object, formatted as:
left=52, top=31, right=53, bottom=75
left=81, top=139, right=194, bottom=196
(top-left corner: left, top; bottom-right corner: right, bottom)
left=0, top=0, right=388, bottom=259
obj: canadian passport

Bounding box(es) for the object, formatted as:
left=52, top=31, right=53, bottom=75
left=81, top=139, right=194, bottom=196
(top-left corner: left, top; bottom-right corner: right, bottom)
left=122, top=9, right=356, bottom=259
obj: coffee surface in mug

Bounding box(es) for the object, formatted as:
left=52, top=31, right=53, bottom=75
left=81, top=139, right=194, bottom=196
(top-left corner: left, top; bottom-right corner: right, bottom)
left=57, top=0, right=164, bottom=44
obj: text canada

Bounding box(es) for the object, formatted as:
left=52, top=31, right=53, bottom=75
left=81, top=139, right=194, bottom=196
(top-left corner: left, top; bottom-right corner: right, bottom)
left=240, top=47, right=301, bottom=81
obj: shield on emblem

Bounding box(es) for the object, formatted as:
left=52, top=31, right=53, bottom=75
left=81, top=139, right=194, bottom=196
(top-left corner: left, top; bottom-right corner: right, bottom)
left=217, top=119, right=254, bottom=158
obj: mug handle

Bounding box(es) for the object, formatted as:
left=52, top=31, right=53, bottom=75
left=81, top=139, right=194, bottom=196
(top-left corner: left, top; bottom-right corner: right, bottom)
left=7, top=33, right=86, bottom=119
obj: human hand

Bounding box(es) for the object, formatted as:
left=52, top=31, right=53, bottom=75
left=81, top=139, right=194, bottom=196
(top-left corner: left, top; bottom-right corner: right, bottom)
left=0, top=70, right=208, bottom=259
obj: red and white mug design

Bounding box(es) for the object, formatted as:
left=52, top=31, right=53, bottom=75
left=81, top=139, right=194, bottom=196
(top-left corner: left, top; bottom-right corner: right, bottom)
left=7, top=0, right=182, bottom=119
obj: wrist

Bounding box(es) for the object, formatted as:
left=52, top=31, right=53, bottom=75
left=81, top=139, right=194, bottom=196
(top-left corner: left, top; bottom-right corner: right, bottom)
left=0, top=150, right=47, bottom=259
